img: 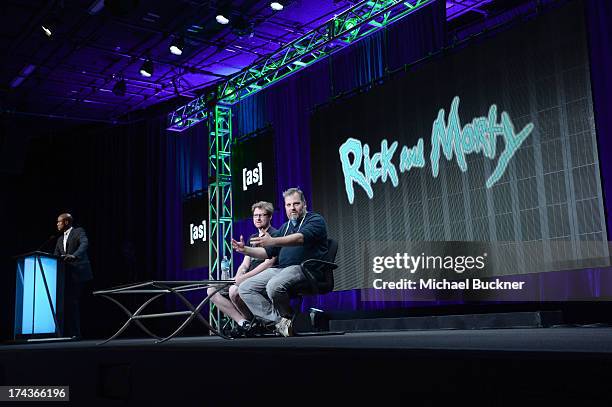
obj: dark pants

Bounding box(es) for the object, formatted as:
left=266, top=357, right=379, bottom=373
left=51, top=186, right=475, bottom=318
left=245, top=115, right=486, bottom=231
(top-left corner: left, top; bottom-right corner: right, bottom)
left=64, top=277, right=84, bottom=338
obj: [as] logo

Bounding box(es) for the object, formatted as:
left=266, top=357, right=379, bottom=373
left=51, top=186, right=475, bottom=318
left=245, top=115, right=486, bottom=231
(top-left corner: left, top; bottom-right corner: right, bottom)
left=189, top=221, right=207, bottom=245
left=242, top=162, right=263, bottom=191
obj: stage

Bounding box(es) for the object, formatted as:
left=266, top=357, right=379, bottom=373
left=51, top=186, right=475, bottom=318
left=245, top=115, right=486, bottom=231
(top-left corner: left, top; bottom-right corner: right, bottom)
left=2, top=328, right=612, bottom=404
left=2, top=0, right=612, bottom=404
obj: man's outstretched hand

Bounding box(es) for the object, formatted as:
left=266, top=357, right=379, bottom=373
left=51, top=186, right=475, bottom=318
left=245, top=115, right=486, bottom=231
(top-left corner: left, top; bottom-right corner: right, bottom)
left=249, top=233, right=273, bottom=248
left=231, top=235, right=246, bottom=253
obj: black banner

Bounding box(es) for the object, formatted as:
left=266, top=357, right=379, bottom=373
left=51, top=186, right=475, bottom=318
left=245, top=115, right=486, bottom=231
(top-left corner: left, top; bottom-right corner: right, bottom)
left=310, top=1, right=608, bottom=291
left=231, top=128, right=277, bottom=220
left=182, top=192, right=209, bottom=270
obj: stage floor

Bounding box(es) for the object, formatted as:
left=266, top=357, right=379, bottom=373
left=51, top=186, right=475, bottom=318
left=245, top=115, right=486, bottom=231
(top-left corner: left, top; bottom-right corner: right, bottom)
left=2, top=328, right=612, bottom=404
left=3, top=327, right=612, bottom=353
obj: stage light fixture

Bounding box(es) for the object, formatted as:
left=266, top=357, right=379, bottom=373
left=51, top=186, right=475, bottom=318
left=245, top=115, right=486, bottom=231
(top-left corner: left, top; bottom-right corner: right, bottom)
left=270, top=2, right=284, bottom=11
left=41, top=19, right=56, bottom=37
left=88, top=0, right=105, bottom=15
left=139, top=59, right=153, bottom=77
left=112, top=78, right=126, bottom=96
left=169, top=36, right=184, bottom=56
left=216, top=13, right=230, bottom=24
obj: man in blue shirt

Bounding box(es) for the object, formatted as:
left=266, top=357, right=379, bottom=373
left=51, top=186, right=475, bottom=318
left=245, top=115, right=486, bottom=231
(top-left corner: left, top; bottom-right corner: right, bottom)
left=233, top=188, right=328, bottom=336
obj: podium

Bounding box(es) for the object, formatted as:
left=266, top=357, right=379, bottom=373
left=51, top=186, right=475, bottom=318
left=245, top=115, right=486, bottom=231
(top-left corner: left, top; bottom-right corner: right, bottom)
left=13, top=251, right=66, bottom=340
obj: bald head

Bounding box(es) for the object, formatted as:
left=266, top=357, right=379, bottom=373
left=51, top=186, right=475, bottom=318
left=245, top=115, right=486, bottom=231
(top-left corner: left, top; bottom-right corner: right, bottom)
left=56, top=213, right=73, bottom=232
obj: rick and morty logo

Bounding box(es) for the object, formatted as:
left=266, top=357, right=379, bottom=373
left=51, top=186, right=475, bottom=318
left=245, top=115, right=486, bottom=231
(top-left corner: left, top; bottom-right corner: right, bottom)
left=339, top=96, right=535, bottom=204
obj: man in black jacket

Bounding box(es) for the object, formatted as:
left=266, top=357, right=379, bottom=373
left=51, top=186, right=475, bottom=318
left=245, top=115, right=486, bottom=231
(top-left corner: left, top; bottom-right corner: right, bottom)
left=207, top=201, right=277, bottom=336
left=54, top=213, right=93, bottom=338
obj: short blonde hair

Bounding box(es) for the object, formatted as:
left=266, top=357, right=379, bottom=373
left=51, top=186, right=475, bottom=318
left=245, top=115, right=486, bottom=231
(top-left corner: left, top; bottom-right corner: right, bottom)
left=251, top=201, right=274, bottom=216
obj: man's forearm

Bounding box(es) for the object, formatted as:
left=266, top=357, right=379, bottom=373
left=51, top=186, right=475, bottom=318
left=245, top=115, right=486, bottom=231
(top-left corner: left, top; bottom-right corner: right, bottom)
left=242, top=246, right=269, bottom=259
left=235, top=264, right=248, bottom=276
left=269, top=233, right=304, bottom=247
left=243, top=258, right=276, bottom=279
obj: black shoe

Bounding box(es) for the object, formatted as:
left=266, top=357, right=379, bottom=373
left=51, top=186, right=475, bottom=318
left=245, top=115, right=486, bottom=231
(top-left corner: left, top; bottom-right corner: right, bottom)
left=242, top=320, right=271, bottom=337
left=229, top=321, right=252, bottom=338
left=221, top=326, right=234, bottom=337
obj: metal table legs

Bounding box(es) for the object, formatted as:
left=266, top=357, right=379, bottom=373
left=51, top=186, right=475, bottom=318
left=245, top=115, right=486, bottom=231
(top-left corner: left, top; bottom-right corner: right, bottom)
left=93, top=280, right=234, bottom=344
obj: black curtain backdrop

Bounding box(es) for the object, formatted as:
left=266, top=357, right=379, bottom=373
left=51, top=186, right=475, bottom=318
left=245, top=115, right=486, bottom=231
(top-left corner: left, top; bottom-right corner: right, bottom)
left=0, top=113, right=208, bottom=340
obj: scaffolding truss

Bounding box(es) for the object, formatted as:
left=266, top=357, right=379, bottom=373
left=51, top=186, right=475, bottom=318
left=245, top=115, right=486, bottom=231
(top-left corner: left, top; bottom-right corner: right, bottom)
left=166, top=0, right=433, bottom=132
left=167, top=98, right=210, bottom=133
left=207, top=104, right=233, bottom=332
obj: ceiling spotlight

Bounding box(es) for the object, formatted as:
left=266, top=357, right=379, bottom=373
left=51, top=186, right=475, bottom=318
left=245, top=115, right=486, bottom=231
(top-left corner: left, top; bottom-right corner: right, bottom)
left=112, top=78, right=126, bottom=96
left=270, top=2, right=284, bottom=11
left=169, top=36, right=184, bottom=56
left=216, top=13, right=230, bottom=25
left=41, top=19, right=57, bottom=37
left=41, top=24, right=53, bottom=37
left=139, top=59, right=153, bottom=77
left=87, top=0, right=105, bottom=15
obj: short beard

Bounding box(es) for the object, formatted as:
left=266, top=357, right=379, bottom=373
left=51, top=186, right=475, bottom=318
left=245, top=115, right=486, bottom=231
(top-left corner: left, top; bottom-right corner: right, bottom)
left=291, top=207, right=307, bottom=221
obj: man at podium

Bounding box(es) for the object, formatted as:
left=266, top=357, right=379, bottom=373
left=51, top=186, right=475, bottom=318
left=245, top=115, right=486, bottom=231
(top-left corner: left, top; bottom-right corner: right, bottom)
left=54, top=213, right=93, bottom=338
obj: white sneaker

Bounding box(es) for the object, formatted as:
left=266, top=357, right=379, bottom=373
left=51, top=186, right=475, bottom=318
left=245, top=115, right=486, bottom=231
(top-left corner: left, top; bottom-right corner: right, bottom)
left=275, top=317, right=294, bottom=337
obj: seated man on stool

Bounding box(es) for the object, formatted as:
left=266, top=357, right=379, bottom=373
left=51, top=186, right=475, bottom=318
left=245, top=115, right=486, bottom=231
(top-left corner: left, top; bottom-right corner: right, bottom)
left=207, top=201, right=277, bottom=337
left=233, top=188, right=328, bottom=337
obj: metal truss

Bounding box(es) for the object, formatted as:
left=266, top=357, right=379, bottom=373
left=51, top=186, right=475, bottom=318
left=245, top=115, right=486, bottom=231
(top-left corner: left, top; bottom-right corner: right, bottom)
left=166, top=0, right=433, bottom=132
left=447, top=0, right=494, bottom=20
left=207, top=104, right=233, bottom=332
left=218, top=0, right=433, bottom=103
left=167, top=94, right=211, bottom=132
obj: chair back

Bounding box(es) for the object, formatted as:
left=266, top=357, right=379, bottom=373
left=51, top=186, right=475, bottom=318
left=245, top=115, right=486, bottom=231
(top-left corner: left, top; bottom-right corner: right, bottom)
left=317, top=239, right=338, bottom=294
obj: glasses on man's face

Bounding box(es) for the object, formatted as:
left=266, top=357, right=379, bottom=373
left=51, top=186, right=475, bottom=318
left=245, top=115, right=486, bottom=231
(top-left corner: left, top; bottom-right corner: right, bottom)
left=252, top=213, right=269, bottom=219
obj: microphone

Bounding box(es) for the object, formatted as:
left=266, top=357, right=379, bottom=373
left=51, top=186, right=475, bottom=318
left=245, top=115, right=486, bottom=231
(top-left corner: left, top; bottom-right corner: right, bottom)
left=36, top=232, right=61, bottom=252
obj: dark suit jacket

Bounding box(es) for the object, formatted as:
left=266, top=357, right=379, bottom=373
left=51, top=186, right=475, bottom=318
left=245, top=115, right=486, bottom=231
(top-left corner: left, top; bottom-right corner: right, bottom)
left=54, top=227, right=93, bottom=282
